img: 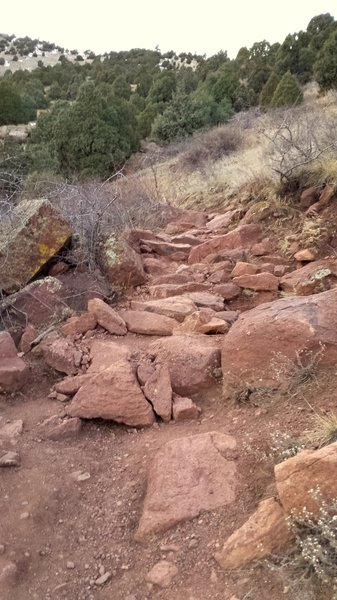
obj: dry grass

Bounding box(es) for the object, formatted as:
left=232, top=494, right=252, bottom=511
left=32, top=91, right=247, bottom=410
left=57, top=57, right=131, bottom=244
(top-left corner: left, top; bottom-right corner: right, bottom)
left=127, top=85, right=337, bottom=216
left=303, top=412, right=337, bottom=448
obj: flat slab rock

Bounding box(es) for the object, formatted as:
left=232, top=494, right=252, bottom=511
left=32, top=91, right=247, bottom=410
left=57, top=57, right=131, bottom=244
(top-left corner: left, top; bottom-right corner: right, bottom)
left=135, top=431, right=237, bottom=540
left=119, top=310, right=176, bottom=336
left=131, top=296, right=197, bottom=322
left=188, top=224, right=261, bottom=264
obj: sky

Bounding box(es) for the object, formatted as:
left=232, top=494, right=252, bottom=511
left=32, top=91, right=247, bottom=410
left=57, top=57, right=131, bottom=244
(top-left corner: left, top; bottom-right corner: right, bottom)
left=2, top=0, right=337, bottom=58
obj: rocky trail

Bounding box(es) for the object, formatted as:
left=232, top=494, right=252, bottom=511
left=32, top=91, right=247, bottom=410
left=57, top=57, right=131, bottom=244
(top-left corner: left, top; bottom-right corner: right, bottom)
left=2, top=190, right=337, bottom=599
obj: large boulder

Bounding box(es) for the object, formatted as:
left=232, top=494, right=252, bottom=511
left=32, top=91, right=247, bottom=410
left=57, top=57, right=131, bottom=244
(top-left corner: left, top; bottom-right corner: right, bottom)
left=67, top=358, right=155, bottom=426
left=188, top=224, right=261, bottom=264
left=215, top=498, right=292, bottom=569
left=97, top=233, right=146, bottom=289
left=0, top=277, right=68, bottom=329
left=0, top=199, right=71, bottom=294
left=150, top=334, right=221, bottom=397
left=222, top=287, right=337, bottom=396
left=0, top=332, right=29, bottom=392
left=135, top=432, right=237, bottom=540
left=275, top=441, right=337, bottom=515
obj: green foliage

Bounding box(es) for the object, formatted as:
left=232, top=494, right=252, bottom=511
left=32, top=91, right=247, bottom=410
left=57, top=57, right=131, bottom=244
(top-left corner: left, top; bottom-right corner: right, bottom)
left=137, top=102, right=159, bottom=138
left=32, top=81, right=139, bottom=178
left=0, top=14, right=336, bottom=180
left=271, top=71, right=303, bottom=108
left=0, top=81, right=36, bottom=124
left=314, top=29, right=337, bottom=91
left=112, top=75, right=131, bottom=99
left=151, top=91, right=232, bottom=143
left=148, top=71, right=176, bottom=104
left=259, top=71, right=280, bottom=108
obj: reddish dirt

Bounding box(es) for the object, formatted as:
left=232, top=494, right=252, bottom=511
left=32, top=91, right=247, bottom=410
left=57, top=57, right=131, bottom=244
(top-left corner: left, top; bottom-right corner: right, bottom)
left=2, top=350, right=336, bottom=600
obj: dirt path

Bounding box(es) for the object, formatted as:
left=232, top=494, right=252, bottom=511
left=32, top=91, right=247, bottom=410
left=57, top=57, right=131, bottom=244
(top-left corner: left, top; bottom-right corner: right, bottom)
left=1, top=210, right=334, bottom=600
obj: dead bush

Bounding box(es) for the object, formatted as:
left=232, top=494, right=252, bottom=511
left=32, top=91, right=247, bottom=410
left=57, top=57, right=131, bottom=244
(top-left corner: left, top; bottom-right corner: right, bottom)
left=262, top=104, right=337, bottom=187
left=180, top=125, right=243, bottom=171
left=45, top=173, right=178, bottom=269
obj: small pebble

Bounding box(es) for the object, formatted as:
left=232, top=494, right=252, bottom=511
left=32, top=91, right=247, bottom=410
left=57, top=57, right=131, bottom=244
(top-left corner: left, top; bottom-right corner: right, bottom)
left=95, top=572, right=111, bottom=586
left=0, top=544, right=5, bottom=554
left=77, top=472, right=91, bottom=482
left=67, top=561, right=75, bottom=569
left=20, top=512, right=30, bottom=520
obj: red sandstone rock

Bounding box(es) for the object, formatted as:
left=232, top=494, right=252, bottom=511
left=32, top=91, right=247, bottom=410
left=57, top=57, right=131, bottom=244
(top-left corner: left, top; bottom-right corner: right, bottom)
left=0, top=198, right=71, bottom=294
left=88, top=298, right=127, bottom=335
left=212, top=283, right=241, bottom=300
left=251, top=238, right=273, bottom=256
left=41, top=335, right=79, bottom=376
left=188, top=225, right=261, bottom=264
left=215, top=498, right=292, bottom=569
left=222, top=287, right=337, bottom=396
left=280, top=260, right=337, bottom=295
left=135, top=432, right=237, bottom=540
left=299, top=187, right=319, bottom=209
left=19, top=324, right=38, bottom=353
left=184, top=291, right=224, bottom=311
left=60, top=313, right=97, bottom=337
left=67, top=358, right=155, bottom=427
left=172, top=394, right=201, bottom=421
left=231, top=262, right=258, bottom=278
left=0, top=332, right=29, bottom=392
left=206, top=212, right=235, bottom=232
left=150, top=334, right=221, bottom=397
left=120, top=310, right=176, bottom=336
left=294, top=249, right=316, bottom=262
left=275, top=441, right=337, bottom=515
left=130, top=296, right=197, bottom=322
left=143, top=363, right=172, bottom=422
left=232, top=272, right=279, bottom=291
left=98, top=233, right=146, bottom=288
left=177, top=310, right=229, bottom=334
left=149, top=282, right=209, bottom=299
left=137, top=362, right=156, bottom=386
